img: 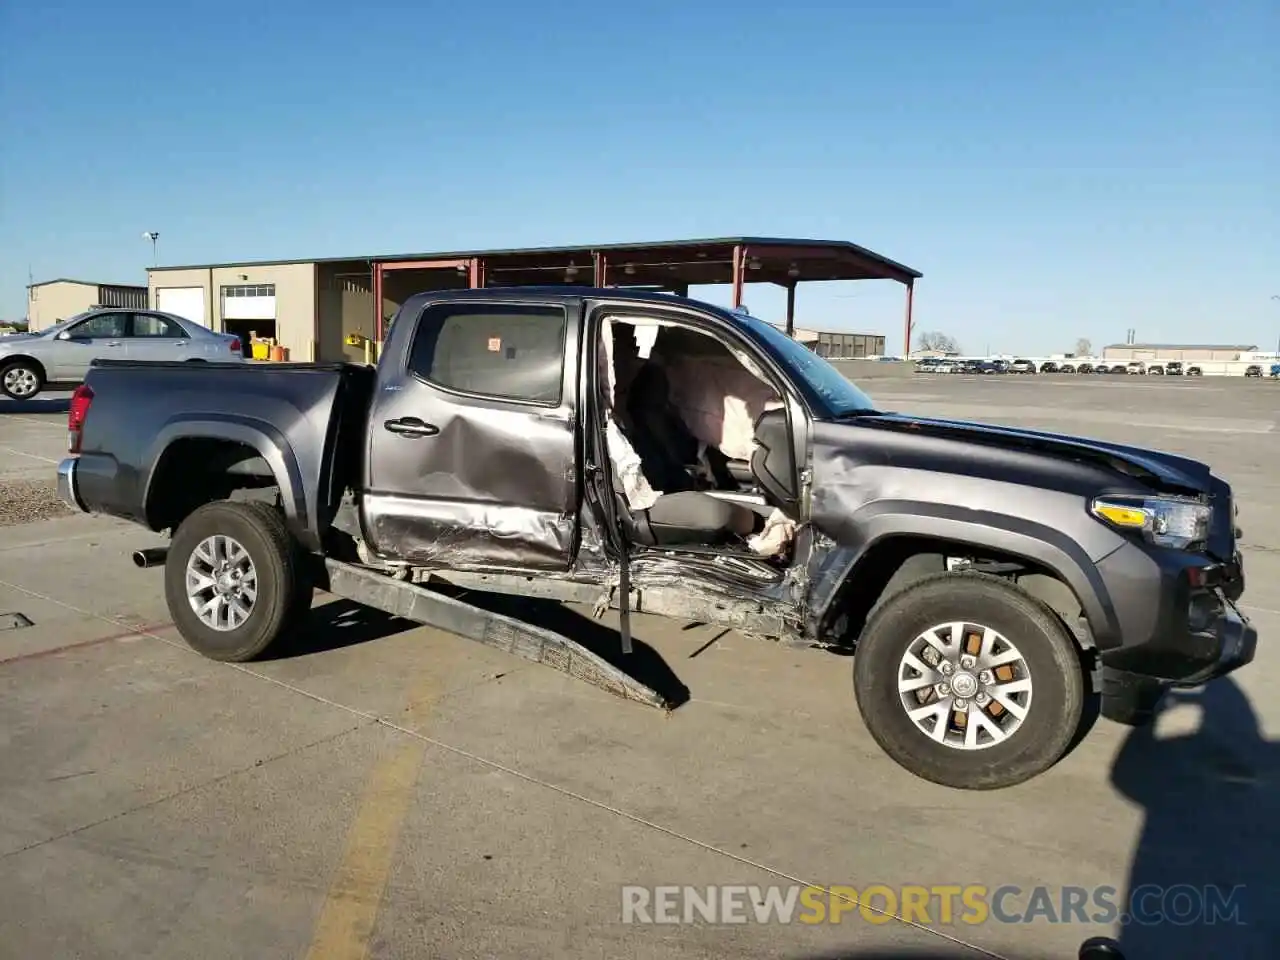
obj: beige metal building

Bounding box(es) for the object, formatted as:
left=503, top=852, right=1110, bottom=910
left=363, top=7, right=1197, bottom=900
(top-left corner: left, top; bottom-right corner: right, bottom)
left=146, top=259, right=457, bottom=363
left=1103, top=343, right=1257, bottom=363
left=27, top=279, right=148, bottom=331
left=791, top=326, right=886, bottom=359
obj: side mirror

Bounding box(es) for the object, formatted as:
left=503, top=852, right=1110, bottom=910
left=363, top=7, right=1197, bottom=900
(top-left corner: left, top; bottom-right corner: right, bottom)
left=55, top=331, right=72, bottom=341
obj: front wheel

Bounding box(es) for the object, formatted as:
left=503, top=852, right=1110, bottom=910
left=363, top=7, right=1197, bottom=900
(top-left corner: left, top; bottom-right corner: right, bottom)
left=1, top=360, right=43, bottom=400
left=853, top=573, right=1085, bottom=790
left=164, top=500, right=311, bottom=662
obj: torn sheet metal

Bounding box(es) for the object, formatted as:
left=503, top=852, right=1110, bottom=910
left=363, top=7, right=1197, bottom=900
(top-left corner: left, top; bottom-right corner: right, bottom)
left=323, top=559, right=672, bottom=709
left=361, top=497, right=574, bottom=572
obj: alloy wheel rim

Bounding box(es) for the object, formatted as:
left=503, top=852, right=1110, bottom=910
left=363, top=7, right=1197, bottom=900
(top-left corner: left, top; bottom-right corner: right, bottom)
left=3, top=367, right=38, bottom=397
left=185, top=535, right=258, bottom=631
left=897, top=621, right=1033, bottom=751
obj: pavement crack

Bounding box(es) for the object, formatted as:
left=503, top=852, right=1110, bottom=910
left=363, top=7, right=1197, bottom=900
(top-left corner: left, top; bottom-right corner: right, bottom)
left=2, top=722, right=371, bottom=861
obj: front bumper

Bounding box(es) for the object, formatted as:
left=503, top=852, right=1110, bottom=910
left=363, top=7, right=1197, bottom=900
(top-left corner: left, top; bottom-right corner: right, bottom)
left=57, top=457, right=86, bottom=513
left=1167, top=593, right=1257, bottom=686
left=1096, top=540, right=1257, bottom=684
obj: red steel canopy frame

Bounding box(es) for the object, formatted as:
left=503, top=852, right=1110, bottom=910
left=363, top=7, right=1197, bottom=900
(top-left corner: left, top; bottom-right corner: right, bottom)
left=361, top=237, right=919, bottom=352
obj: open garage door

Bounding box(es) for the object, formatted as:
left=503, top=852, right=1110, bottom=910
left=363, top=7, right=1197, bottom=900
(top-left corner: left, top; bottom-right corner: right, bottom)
left=221, top=283, right=277, bottom=354
left=156, top=286, right=207, bottom=326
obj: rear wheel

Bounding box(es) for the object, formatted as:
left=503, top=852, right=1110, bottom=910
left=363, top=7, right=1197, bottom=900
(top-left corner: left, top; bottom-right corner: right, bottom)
left=1, top=360, right=43, bottom=400
left=164, top=500, right=311, bottom=662
left=853, top=573, right=1085, bottom=790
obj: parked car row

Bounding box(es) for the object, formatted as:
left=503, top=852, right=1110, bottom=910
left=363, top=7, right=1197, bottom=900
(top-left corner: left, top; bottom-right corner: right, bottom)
left=916, top=358, right=1207, bottom=376
left=1243, top=364, right=1280, bottom=378
left=0, top=307, right=246, bottom=400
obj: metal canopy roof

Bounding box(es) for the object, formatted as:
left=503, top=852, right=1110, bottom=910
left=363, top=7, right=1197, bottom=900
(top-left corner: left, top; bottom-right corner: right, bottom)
left=28, top=277, right=147, bottom=290
left=151, top=235, right=922, bottom=286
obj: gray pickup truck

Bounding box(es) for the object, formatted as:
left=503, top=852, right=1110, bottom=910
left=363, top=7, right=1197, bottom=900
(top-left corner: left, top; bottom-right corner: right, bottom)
left=57, top=287, right=1256, bottom=789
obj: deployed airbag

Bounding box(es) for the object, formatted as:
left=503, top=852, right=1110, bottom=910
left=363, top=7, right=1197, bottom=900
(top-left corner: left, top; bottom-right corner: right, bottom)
left=652, top=330, right=780, bottom=463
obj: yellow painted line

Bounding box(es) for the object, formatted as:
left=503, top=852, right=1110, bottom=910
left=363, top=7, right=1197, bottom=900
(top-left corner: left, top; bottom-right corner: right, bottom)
left=304, top=671, right=439, bottom=960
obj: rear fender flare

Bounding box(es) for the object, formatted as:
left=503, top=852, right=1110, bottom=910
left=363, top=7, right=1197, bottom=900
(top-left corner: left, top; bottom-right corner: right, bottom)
left=816, top=502, right=1120, bottom=647
left=142, top=415, right=315, bottom=551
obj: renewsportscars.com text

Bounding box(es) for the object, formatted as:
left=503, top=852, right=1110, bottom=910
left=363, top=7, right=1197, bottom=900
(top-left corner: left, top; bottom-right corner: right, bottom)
left=620, top=884, right=1247, bottom=927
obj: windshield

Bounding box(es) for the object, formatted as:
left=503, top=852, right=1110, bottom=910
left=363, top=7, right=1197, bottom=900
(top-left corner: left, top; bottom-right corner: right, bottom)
left=734, top=312, right=879, bottom=416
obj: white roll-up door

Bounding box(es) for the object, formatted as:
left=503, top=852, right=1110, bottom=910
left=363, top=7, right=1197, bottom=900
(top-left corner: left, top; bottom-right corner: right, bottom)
left=156, top=287, right=207, bottom=326
left=222, top=283, right=277, bottom=321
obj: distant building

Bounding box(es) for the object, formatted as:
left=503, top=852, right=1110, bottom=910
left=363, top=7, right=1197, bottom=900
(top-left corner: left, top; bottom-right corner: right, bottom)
left=27, top=278, right=148, bottom=331
left=1102, top=342, right=1257, bottom=363
left=780, top=325, right=886, bottom=359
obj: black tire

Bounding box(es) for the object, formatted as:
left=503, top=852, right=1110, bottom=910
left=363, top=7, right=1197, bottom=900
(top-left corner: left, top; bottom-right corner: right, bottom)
left=853, top=573, right=1086, bottom=790
left=164, top=500, right=309, bottom=662
left=0, top=359, right=43, bottom=400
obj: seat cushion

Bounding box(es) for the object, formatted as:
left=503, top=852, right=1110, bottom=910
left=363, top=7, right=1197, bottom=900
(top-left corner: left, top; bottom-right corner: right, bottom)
left=635, top=491, right=748, bottom=547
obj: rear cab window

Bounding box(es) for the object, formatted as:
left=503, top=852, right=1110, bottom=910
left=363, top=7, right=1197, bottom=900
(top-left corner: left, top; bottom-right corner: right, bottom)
left=132, top=314, right=188, bottom=338
left=407, top=303, right=568, bottom=404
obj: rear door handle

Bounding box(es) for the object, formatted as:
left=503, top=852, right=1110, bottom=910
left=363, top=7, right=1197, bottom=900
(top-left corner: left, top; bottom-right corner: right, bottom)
left=383, top=417, right=439, bottom=438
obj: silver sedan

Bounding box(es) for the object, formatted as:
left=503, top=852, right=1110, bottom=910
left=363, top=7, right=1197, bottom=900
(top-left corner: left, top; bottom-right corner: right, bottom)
left=1, top=308, right=246, bottom=400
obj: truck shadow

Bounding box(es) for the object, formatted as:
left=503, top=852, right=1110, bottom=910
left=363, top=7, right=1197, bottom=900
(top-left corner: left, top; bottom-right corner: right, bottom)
left=790, top=941, right=1124, bottom=959
left=0, top=397, right=70, bottom=415
left=263, top=597, right=419, bottom=659
left=430, top=585, right=692, bottom=708
left=1109, top=676, right=1279, bottom=958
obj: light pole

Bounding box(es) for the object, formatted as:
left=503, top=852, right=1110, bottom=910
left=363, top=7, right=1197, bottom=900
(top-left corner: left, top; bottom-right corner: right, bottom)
left=142, top=231, right=159, bottom=267
left=1272, top=296, right=1279, bottom=355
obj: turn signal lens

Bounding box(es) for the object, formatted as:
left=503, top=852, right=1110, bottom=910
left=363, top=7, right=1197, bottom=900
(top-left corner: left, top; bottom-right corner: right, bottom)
left=1093, top=503, right=1147, bottom=528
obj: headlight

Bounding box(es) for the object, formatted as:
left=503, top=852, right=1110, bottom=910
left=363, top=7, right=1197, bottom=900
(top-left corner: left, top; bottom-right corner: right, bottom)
left=1091, top=495, right=1211, bottom=550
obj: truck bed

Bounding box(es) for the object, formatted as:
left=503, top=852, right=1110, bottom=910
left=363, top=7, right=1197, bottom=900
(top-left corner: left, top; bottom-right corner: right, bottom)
left=74, top=359, right=374, bottom=548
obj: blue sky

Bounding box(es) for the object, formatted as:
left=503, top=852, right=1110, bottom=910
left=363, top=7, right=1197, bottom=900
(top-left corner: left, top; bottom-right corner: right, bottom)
left=2, top=0, right=1276, bottom=354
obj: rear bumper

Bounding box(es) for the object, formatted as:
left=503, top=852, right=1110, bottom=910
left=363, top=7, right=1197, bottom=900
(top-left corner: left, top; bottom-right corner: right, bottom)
left=57, top=457, right=86, bottom=513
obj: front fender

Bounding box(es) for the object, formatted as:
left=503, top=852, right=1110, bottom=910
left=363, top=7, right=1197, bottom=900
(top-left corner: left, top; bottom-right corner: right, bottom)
left=143, top=414, right=316, bottom=551
left=806, top=501, right=1123, bottom=648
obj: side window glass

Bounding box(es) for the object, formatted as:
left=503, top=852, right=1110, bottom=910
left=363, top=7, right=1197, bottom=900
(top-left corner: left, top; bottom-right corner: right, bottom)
left=69, top=313, right=128, bottom=339
left=132, top=314, right=186, bottom=338
left=407, top=303, right=567, bottom=403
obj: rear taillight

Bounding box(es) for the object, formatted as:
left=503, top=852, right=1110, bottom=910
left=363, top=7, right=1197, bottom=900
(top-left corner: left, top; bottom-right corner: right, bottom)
left=68, top=384, right=94, bottom=454
left=228, top=338, right=241, bottom=354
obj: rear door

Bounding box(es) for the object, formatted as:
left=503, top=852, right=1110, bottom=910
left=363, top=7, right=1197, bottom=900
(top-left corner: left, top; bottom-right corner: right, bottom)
left=362, top=298, right=581, bottom=571
left=50, top=311, right=130, bottom=380
left=126, top=312, right=193, bottom=361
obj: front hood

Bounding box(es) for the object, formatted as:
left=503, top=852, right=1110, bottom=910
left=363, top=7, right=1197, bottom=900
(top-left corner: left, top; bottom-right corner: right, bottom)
left=862, top=412, right=1214, bottom=494
left=0, top=333, right=39, bottom=345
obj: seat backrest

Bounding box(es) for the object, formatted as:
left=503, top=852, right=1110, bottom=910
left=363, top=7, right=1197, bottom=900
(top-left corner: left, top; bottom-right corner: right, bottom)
left=750, top=408, right=798, bottom=515
left=625, top=361, right=698, bottom=492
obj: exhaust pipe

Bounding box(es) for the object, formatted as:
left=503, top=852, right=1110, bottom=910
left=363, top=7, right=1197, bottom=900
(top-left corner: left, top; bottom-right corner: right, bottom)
left=132, top=547, right=169, bottom=569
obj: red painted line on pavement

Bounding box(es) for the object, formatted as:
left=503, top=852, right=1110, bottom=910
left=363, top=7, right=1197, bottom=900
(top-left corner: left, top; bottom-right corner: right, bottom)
left=0, top=621, right=175, bottom=666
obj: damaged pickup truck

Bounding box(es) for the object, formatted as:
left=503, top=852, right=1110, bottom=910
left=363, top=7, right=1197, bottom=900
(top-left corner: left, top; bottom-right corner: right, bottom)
left=57, top=288, right=1256, bottom=789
